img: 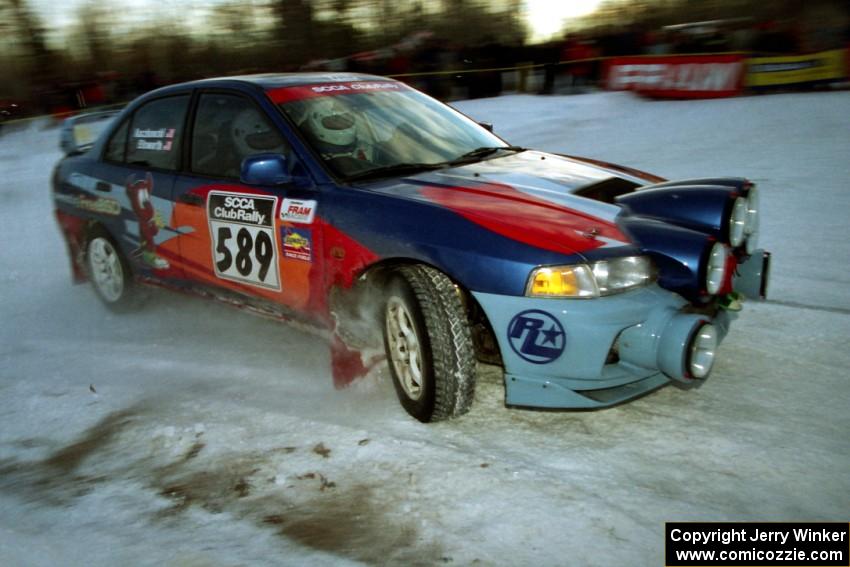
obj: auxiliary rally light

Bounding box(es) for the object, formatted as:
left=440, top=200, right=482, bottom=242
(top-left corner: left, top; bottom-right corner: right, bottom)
left=688, top=323, right=718, bottom=379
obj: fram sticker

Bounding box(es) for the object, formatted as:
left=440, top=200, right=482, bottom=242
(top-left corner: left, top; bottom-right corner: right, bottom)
left=507, top=310, right=566, bottom=364
left=280, top=199, right=317, bottom=224
left=282, top=227, right=312, bottom=262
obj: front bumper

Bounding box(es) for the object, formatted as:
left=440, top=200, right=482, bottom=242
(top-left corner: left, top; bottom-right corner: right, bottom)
left=472, top=249, right=769, bottom=409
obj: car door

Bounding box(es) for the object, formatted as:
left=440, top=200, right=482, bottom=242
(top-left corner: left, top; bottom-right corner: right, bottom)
left=171, top=90, right=322, bottom=315
left=95, top=93, right=191, bottom=279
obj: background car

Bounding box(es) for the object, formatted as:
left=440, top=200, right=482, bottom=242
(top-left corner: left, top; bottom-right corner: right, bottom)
left=52, top=73, right=770, bottom=422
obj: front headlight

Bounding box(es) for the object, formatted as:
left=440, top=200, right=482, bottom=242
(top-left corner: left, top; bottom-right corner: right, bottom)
left=744, top=187, right=759, bottom=255
left=744, top=186, right=759, bottom=236
left=728, top=197, right=747, bottom=247
left=704, top=242, right=728, bottom=295
left=527, top=256, right=653, bottom=298
left=527, top=265, right=598, bottom=298
left=688, top=323, right=718, bottom=379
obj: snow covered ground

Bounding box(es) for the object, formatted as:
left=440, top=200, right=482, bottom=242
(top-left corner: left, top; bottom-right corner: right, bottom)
left=1, top=91, right=848, bottom=566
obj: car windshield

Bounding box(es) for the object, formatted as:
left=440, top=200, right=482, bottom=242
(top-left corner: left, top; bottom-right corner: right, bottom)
left=276, top=81, right=510, bottom=180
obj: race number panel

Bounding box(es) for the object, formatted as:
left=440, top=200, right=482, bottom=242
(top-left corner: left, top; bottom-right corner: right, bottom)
left=207, top=192, right=281, bottom=291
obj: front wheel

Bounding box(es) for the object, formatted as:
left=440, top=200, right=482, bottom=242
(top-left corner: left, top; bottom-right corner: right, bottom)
left=86, top=230, right=141, bottom=312
left=383, top=265, right=476, bottom=422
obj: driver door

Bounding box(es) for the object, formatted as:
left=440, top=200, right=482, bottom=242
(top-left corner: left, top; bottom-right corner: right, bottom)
left=171, top=91, right=322, bottom=315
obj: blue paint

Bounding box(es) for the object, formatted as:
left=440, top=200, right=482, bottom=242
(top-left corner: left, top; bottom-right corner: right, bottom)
left=618, top=215, right=713, bottom=300
left=617, top=184, right=736, bottom=239
left=240, top=153, right=292, bottom=186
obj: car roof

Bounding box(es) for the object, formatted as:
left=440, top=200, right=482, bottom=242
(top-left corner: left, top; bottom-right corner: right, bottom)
left=140, top=73, right=401, bottom=102
left=170, top=72, right=398, bottom=91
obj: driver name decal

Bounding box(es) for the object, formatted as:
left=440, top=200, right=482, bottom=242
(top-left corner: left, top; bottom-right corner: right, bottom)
left=208, top=191, right=280, bottom=291
left=133, top=127, right=176, bottom=151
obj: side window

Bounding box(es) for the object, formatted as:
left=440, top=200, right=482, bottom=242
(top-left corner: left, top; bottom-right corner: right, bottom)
left=104, top=118, right=129, bottom=163
left=191, top=93, right=288, bottom=179
left=125, top=95, right=190, bottom=171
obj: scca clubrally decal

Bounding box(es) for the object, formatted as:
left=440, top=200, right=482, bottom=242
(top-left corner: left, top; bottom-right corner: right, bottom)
left=208, top=192, right=281, bottom=291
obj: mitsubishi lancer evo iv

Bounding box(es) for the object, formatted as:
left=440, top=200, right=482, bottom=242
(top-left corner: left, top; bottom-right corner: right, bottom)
left=52, top=73, right=770, bottom=422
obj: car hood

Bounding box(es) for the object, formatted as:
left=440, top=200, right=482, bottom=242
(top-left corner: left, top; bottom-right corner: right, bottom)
left=358, top=151, right=638, bottom=257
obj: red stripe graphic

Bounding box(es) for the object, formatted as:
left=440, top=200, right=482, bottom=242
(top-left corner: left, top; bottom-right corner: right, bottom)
left=420, top=180, right=631, bottom=255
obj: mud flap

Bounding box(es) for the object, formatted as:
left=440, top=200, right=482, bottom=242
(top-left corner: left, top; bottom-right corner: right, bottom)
left=330, top=334, right=385, bottom=388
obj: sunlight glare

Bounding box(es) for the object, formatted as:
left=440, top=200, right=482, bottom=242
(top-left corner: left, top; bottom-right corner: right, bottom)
left=525, top=0, right=603, bottom=42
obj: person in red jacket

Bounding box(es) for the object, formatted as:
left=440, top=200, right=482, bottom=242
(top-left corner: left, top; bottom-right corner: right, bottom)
left=561, top=34, right=598, bottom=91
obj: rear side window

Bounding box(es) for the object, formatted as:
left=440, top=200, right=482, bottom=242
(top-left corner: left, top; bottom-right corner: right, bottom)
left=191, top=93, right=288, bottom=179
left=125, top=95, right=190, bottom=171
left=104, top=119, right=129, bottom=163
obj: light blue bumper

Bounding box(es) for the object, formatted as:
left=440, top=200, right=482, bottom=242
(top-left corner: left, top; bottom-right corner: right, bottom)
left=472, top=285, right=733, bottom=409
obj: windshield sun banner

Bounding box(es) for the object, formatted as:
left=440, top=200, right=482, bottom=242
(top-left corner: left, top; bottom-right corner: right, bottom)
left=267, top=81, right=410, bottom=104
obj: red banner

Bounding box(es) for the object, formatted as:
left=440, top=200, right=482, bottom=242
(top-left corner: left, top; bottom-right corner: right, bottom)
left=605, top=54, right=745, bottom=99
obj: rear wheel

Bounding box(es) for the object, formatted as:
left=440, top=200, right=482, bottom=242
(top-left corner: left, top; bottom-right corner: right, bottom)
left=86, top=229, right=140, bottom=311
left=383, top=265, right=476, bottom=422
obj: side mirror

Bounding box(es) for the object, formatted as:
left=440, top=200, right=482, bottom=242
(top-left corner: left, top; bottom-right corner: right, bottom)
left=478, top=121, right=494, bottom=132
left=240, top=154, right=293, bottom=186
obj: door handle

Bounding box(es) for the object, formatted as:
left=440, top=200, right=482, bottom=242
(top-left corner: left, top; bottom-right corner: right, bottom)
left=178, top=193, right=204, bottom=206
left=95, top=181, right=111, bottom=192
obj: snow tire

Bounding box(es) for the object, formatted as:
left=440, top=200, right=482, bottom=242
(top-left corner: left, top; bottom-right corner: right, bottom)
left=383, top=264, right=476, bottom=422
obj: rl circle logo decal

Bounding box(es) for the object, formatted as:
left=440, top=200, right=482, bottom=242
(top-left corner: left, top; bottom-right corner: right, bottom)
left=507, top=310, right=566, bottom=364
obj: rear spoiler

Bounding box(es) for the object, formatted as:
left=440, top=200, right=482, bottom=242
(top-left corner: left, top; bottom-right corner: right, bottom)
left=59, top=108, right=122, bottom=156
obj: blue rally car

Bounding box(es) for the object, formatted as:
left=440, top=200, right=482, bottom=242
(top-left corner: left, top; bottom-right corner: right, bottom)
left=52, top=73, right=770, bottom=422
